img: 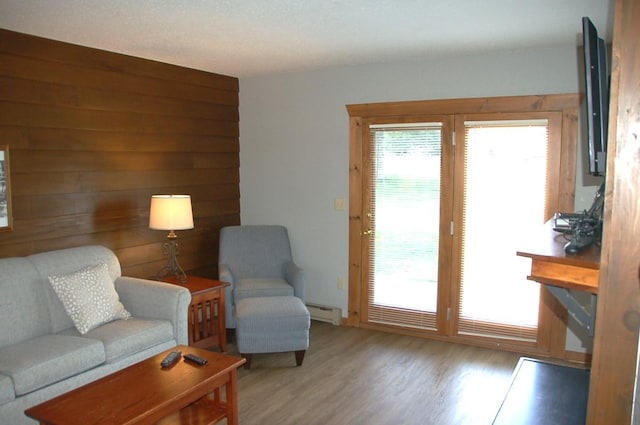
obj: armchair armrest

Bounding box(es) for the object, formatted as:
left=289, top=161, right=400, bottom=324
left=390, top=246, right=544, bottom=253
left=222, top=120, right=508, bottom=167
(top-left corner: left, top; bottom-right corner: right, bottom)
left=218, top=263, right=235, bottom=287
left=218, top=263, right=236, bottom=328
left=114, top=276, right=191, bottom=346
left=284, top=261, right=305, bottom=302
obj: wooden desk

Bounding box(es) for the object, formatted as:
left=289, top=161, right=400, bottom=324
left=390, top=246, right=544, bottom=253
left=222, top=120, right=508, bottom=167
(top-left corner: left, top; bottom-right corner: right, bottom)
left=25, top=346, right=245, bottom=425
left=164, top=276, right=229, bottom=352
left=517, top=220, right=601, bottom=335
left=516, top=220, right=600, bottom=293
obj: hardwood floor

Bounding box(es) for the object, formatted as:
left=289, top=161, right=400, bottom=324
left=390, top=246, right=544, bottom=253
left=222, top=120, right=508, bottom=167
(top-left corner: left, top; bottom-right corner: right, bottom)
left=227, top=321, right=521, bottom=425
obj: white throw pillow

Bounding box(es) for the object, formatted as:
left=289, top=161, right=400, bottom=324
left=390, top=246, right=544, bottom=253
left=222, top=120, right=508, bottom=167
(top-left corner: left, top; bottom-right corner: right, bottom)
left=48, top=262, right=131, bottom=334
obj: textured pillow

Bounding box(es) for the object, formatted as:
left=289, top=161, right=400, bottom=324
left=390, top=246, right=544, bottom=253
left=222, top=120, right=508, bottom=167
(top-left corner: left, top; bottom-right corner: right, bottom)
left=48, top=262, right=131, bottom=334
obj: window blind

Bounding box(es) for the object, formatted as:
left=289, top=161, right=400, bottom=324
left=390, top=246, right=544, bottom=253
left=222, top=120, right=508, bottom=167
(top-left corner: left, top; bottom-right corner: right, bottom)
left=457, top=120, right=548, bottom=341
left=366, top=123, right=443, bottom=330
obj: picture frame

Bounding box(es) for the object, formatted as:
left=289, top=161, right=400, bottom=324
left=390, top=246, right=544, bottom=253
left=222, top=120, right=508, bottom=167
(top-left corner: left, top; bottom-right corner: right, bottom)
left=0, top=146, right=12, bottom=231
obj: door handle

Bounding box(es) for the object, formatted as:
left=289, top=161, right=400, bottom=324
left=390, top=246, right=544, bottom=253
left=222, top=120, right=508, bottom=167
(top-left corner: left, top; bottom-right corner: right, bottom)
left=361, top=229, right=373, bottom=235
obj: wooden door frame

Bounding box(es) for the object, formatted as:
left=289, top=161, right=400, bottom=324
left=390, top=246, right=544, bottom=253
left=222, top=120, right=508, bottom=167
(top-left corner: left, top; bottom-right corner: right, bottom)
left=356, top=116, right=454, bottom=334
left=346, top=94, right=580, bottom=359
left=587, top=0, right=640, bottom=421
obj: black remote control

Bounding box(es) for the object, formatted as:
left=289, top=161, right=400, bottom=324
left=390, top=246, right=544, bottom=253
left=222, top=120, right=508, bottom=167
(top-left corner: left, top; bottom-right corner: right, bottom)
left=183, top=353, right=208, bottom=365
left=160, top=350, right=181, bottom=368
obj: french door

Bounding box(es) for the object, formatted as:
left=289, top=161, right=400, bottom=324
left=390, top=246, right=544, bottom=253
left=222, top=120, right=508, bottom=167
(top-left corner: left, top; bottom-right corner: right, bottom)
left=360, top=118, right=453, bottom=332
left=452, top=116, right=554, bottom=342
left=347, top=96, right=578, bottom=354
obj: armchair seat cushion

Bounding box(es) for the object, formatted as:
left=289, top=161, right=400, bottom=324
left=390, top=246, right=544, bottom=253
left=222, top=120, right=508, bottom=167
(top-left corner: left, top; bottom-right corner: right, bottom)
left=234, top=278, right=294, bottom=302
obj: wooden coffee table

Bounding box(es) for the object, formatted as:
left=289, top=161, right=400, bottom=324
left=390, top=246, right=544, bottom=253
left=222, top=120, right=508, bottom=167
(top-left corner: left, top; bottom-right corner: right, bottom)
left=25, top=346, right=246, bottom=425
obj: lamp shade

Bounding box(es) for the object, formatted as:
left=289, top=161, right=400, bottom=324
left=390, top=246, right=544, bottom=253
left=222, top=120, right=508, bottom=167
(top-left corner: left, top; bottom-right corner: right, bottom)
left=149, top=195, right=194, bottom=231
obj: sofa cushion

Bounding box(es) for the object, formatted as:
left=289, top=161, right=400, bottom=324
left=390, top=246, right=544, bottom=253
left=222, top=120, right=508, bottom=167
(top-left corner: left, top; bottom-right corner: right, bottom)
left=0, top=374, right=15, bottom=407
left=234, top=278, right=294, bottom=302
left=0, top=258, right=52, bottom=349
left=49, top=262, right=131, bottom=334
left=0, top=334, right=105, bottom=396
left=28, top=245, right=123, bottom=333
left=60, top=318, right=174, bottom=363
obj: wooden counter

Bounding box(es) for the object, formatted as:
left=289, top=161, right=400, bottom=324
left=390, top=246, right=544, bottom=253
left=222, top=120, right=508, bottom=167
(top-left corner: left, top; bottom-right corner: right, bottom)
left=517, top=219, right=601, bottom=335
left=516, top=220, right=600, bottom=294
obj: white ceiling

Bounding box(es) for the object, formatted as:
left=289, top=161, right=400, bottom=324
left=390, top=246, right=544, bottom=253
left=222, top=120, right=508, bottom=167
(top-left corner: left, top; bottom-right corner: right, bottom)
left=0, top=0, right=614, bottom=78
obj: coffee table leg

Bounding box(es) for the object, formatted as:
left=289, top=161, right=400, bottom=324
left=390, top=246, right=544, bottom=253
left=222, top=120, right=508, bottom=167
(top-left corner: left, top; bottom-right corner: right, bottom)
left=226, top=369, right=239, bottom=425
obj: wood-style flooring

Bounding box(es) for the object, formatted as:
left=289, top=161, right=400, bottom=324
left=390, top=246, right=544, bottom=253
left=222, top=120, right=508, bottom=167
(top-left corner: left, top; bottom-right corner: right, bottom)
left=227, top=321, right=521, bottom=425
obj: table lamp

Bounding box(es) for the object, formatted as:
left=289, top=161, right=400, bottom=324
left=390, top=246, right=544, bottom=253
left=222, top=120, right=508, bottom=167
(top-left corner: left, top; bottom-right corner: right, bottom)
left=149, top=194, right=194, bottom=283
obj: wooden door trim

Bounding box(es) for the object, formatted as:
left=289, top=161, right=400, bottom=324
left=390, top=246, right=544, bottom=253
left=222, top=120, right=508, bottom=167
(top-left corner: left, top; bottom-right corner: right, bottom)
left=347, top=94, right=579, bottom=359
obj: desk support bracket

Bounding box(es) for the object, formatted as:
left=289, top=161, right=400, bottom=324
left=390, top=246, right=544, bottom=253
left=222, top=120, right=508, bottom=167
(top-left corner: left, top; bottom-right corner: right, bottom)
left=546, top=285, right=597, bottom=336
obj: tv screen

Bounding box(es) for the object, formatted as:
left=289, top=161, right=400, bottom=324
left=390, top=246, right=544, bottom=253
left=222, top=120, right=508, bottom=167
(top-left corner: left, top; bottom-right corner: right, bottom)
left=582, top=17, right=609, bottom=176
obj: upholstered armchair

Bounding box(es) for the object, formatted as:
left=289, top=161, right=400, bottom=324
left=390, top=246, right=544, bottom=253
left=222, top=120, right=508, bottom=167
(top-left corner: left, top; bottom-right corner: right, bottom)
left=218, top=225, right=305, bottom=329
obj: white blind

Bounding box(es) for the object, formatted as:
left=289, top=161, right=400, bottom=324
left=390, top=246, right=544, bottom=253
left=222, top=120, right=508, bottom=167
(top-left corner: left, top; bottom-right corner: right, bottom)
left=366, top=123, right=442, bottom=330
left=458, top=120, right=548, bottom=341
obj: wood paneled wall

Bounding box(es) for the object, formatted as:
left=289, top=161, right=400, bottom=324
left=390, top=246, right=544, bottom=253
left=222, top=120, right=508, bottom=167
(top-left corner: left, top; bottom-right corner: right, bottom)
left=0, top=29, right=240, bottom=278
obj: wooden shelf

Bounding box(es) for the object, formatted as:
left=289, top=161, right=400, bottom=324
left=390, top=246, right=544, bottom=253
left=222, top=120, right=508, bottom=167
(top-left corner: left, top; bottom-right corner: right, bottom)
left=157, top=397, right=227, bottom=425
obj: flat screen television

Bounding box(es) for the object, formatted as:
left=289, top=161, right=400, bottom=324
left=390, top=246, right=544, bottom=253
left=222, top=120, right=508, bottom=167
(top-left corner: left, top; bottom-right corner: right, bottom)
left=582, top=16, right=609, bottom=176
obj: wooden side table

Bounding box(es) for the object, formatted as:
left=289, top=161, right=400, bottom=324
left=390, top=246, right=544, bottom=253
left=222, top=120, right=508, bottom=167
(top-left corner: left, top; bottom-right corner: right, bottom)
left=163, top=275, right=229, bottom=352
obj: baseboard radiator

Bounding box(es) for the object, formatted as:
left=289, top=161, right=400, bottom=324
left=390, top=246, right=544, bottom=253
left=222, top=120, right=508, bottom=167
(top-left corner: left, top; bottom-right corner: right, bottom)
left=306, top=303, right=342, bottom=326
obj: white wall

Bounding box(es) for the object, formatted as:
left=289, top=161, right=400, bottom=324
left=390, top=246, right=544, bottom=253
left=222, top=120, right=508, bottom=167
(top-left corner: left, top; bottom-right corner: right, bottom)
left=238, top=46, right=603, bottom=352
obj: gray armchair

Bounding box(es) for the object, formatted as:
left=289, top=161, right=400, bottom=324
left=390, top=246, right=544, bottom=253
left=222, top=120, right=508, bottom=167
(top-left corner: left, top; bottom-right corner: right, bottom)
left=218, top=225, right=305, bottom=329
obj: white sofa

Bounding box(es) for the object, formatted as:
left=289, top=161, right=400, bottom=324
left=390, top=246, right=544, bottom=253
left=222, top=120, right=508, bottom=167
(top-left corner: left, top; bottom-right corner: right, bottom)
left=0, top=245, right=191, bottom=425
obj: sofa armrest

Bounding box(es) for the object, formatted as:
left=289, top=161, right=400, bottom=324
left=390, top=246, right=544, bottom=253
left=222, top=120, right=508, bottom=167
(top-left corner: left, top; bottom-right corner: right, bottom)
left=114, top=277, right=191, bottom=346
left=284, top=261, right=305, bottom=302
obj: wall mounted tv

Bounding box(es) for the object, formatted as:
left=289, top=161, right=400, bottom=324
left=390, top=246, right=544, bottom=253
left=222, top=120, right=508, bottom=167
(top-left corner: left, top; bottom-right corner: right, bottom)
left=582, top=16, right=609, bottom=176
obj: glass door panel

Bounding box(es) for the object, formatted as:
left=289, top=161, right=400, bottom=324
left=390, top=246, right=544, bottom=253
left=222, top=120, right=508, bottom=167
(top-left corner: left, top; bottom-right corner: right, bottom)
left=365, top=123, right=443, bottom=330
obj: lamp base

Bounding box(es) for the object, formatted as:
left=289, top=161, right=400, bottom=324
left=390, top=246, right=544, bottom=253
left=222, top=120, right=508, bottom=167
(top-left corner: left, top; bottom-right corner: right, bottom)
left=155, top=236, right=187, bottom=283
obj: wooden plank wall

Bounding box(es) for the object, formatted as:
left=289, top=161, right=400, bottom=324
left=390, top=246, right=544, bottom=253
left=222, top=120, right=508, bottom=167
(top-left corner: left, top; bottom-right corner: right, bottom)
left=0, top=29, right=240, bottom=279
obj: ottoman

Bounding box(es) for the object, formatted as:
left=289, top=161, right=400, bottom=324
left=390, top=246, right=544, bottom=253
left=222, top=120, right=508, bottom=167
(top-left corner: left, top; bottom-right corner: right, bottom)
left=235, top=296, right=310, bottom=369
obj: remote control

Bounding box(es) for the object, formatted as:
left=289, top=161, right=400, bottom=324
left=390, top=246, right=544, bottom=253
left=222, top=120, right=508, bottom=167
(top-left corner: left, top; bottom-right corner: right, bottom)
left=183, top=353, right=208, bottom=365
left=160, top=350, right=182, bottom=368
